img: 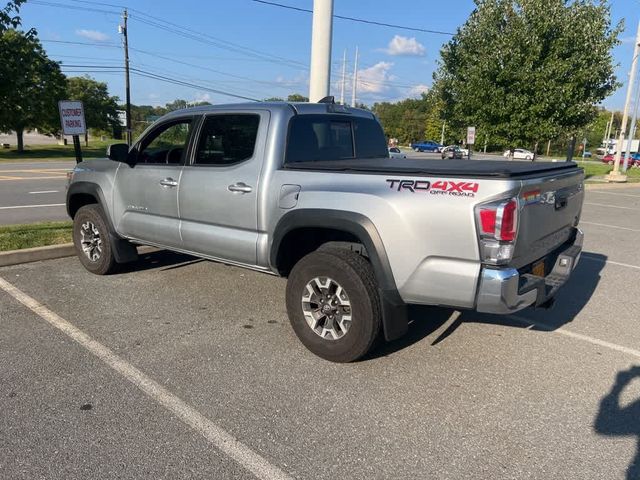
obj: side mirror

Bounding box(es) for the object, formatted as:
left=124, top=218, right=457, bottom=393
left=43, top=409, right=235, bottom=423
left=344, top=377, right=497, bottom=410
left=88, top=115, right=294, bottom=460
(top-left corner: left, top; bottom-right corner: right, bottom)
left=107, top=143, right=130, bottom=162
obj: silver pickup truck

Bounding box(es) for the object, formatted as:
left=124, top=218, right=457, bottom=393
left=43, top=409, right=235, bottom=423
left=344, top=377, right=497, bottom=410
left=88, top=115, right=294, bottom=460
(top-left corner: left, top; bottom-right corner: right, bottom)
left=67, top=101, right=584, bottom=362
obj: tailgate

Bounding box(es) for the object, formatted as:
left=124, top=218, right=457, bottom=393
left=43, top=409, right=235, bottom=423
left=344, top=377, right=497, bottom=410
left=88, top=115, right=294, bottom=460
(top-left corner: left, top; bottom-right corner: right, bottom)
left=511, top=169, right=584, bottom=269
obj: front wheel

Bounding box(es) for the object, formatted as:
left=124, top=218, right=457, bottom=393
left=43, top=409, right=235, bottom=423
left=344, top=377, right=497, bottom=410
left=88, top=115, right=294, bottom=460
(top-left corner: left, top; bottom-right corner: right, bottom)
left=285, top=249, right=381, bottom=362
left=73, top=204, right=118, bottom=275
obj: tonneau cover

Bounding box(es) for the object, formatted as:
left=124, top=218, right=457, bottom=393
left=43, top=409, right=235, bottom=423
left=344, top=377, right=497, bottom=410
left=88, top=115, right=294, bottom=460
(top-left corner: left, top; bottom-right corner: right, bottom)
left=284, top=158, right=579, bottom=178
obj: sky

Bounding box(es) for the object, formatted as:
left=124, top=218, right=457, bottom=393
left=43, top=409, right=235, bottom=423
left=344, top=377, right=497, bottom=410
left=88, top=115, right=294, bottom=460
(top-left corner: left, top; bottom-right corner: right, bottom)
left=16, top=0, right=640, bottom=109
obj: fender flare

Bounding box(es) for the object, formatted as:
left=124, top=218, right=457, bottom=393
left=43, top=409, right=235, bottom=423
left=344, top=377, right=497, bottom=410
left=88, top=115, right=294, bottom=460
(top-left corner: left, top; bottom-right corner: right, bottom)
left=271, top=209, right=408, bottom=341
left=66, top=182, right=138, bottom=263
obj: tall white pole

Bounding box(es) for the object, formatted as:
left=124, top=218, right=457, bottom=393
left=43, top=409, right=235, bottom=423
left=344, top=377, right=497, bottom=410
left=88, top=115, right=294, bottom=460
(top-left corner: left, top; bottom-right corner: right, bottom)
left=351, top=46, right=359, bottom=107
left=339, top=49, right=347, bottom=105
left=440, top=121, right=446, bottom=145
left=308, top=0, right=334, bottom=103
left=623, top=76, right=640, bottom=171
left=607, top=19, right=640, bottom=182
left=603, top=111, right=614, bottom=150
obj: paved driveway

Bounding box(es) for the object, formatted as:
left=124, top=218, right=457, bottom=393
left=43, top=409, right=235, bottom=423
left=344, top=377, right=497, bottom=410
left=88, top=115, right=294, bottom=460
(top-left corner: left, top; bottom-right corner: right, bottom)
left=1, top=184, right=639, bottom=479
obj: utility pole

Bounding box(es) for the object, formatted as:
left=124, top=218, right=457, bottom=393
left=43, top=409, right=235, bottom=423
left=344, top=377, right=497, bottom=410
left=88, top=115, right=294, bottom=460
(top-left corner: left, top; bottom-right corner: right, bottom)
left=623, top=75, right=640, bottom=172
left=308, top=0, right=334, bottom=102
left=440, top=121, right=445, bottom=145
left=351, top=46, right=358, bottom=107
left=120, top=9, right=132, bottom=146
left=339, top=49, right=347, bottom=105
left=607, top=19, right=640, bottom=182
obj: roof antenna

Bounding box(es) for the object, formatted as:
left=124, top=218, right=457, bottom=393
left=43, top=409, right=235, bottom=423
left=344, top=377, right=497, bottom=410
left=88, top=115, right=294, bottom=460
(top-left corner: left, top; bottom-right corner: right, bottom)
left=318, top=96, right=335, bottom=104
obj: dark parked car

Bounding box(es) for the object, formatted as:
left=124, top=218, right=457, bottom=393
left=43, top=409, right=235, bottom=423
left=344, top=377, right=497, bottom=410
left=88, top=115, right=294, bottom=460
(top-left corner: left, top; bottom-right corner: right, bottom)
left=441, top=145, right=464, bottom=159
left=410, top=140, right=442, bottom=152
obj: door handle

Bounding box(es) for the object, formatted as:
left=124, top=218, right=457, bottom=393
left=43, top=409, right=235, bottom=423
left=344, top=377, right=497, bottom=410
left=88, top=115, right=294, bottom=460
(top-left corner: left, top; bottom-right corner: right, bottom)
left=159, top=178, right=178, bottom=188
left=228, top=182, right=252, bottom=193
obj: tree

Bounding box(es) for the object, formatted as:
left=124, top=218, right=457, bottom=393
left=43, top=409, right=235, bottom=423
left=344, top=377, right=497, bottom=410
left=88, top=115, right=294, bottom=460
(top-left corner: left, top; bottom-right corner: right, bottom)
left=264, top=96, right=284, bottom=102
left=287, top=93, right=309, bottom=102
left=0, top=0, right=27, bottom=32
left=0, top=29, right=66, bottom=152
left=67, top=76, right=120, bottom=143
left=435, top=0, right=622, bottom=152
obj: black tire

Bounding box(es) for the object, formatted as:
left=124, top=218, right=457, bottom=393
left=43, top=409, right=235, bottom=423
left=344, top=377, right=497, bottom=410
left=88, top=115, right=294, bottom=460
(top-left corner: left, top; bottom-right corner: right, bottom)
left=73, top=204, right=118, bottom=275
left=286, top=249, right=381, bottom=363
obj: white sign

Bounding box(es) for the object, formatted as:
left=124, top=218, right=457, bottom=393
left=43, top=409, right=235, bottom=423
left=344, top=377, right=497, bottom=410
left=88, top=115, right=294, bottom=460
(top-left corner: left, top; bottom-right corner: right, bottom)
left=466, top=126, right=476, bottom=145
left=58, top=100, right=86, bottom=135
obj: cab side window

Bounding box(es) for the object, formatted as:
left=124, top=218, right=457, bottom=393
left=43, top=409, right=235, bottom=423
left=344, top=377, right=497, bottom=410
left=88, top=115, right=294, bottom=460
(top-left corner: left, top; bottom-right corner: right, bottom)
left=194, top=114, right=260, bottom=165
left=137, top=119, right=192, bottom=165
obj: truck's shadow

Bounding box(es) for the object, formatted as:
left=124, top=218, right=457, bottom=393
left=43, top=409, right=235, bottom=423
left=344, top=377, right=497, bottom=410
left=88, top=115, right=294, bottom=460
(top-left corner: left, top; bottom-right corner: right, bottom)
left=594, top=366, right=640, bottom=479
left=371, top=252, right=606, bottom=358
left=116, top=249, right=202, bottom=274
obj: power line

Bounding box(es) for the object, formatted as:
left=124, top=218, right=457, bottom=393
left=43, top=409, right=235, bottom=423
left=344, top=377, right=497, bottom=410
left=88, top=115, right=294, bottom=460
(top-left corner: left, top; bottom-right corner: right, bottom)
left=28, top=0, right=119, bottom=15
left=129, top=68, right=261, bottom=102
left=60, top=64, right=262, bottom=102
left=251, top=0, right=455, bottom=36
left=42, top=39, right=121, bottom=48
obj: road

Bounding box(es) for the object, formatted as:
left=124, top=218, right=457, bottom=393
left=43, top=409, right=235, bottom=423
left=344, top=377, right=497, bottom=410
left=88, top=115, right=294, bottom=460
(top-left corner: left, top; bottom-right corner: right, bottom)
left=0, top=161, right=74, bottom=225
left=1, top=184, right=639, bottom=479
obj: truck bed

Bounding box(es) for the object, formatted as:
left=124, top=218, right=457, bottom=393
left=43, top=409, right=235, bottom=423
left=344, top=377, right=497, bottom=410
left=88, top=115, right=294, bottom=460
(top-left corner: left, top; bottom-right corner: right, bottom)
left=284, top=158, right=579, bottom=179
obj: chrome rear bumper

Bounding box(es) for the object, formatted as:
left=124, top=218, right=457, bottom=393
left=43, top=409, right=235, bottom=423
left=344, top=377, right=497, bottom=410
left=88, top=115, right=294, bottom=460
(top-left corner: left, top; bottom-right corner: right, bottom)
left=475, top=229, right=583, bottom=314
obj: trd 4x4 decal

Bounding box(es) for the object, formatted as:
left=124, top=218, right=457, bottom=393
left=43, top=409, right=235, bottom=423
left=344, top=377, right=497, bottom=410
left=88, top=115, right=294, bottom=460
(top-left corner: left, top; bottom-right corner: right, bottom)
left=386, top=179, right=479, bottom=197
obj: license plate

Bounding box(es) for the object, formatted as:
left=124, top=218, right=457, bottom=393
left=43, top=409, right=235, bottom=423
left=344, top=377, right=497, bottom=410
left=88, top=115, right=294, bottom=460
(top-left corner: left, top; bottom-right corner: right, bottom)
left=532, top=260, right=546, bottom=277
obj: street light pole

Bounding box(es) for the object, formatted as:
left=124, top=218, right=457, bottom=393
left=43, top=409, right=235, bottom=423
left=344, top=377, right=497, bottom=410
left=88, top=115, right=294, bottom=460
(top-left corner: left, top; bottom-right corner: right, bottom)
left=607, top=19, right=640, bottom=182
left=308, top=0, right=334, bottom=103
left=623, top=74, right=640, bottom=172
left=339, top=49, right=346, bottom=105
left=351, top=46, right=358, bottom=107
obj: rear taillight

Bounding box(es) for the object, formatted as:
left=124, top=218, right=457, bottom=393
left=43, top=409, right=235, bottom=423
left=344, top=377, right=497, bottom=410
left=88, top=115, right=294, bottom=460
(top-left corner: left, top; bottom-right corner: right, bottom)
left=475, top=198, right=519, bottom=265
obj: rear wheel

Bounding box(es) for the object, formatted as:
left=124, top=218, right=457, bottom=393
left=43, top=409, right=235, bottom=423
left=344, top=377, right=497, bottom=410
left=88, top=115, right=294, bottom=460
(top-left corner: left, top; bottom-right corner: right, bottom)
left=285, top=249, right=381, bottom=362
left=73, top=204, right=118, bottom=275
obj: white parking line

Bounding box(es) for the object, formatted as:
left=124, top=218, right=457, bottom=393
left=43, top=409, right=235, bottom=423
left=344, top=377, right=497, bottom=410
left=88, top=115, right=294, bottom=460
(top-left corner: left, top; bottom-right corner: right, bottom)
left=582, top=254, right=640, bottom=271
left=28, top=190, right=59, bottom=194
left=510, top=314, right=640, bottom=360
left=0, top=203, right=65, bottom=210
left=584, top=202, right=636, bottom=210
left=580, top=221, right=640, bottom=233
left=0, top=276, right=292, bottom=480
left=588, top=190, right=640, bottom=198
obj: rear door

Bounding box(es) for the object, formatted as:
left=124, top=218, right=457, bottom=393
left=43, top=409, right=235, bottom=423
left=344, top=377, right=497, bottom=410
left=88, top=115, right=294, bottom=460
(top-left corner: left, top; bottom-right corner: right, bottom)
left=178, top=111, right=268, bottom=265
left=113, top=116, right=194, bottom=248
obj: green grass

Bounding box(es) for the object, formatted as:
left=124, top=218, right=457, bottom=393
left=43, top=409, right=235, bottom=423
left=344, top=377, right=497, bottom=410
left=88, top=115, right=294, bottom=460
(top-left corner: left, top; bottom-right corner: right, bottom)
left=579, top=161, right=640, bottom=182
left=0, top=139, right=115, bottom=161
left=0, top=221, right=73, bottom=252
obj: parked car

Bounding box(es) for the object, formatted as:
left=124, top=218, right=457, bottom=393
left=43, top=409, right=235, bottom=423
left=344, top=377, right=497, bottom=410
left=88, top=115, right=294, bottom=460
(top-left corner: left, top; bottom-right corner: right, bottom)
left=410, top=140, right=442, bottom=152
left=503, top=148, right=535, bottom=160
left=601, top=154, right=636, bottom=166
left=67, top=101, right=585, bottom=362
left=459, top=147, right=470, bottom=157
left=388, top=147, right=407, bottom=159
left=582, top=151, right=592, bottom=158
left=441, top=145, right=464, bottom=159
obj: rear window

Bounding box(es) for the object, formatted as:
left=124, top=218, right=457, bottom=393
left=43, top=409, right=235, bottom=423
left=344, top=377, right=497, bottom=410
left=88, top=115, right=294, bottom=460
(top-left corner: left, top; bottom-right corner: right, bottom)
left=286, top=115, right=388, bottom=163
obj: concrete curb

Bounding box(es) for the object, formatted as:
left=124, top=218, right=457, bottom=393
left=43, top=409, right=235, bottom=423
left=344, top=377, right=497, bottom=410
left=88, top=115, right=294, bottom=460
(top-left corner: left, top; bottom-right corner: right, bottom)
left=0, top=243, right=75, bottom=267
left=585, top=182, right=640, bottom=190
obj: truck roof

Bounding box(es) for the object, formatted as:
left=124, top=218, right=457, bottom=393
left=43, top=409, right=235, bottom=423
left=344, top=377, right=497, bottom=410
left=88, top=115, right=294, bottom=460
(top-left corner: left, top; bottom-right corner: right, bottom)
left=161, top=102, right=376, bottom=120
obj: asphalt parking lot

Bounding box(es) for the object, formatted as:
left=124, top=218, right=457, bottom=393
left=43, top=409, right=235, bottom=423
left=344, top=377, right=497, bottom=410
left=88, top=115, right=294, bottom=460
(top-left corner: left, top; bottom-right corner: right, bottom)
left=0, top=161, right=73, bottom=225
left=1, top=184, right=640, bottom=479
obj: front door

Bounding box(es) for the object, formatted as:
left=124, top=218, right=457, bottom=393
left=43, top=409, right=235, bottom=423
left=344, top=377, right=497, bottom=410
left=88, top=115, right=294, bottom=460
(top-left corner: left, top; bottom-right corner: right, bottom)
left=113, top=117, right=194, bottom=248
left=179, top=111, right=268, bottom=265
